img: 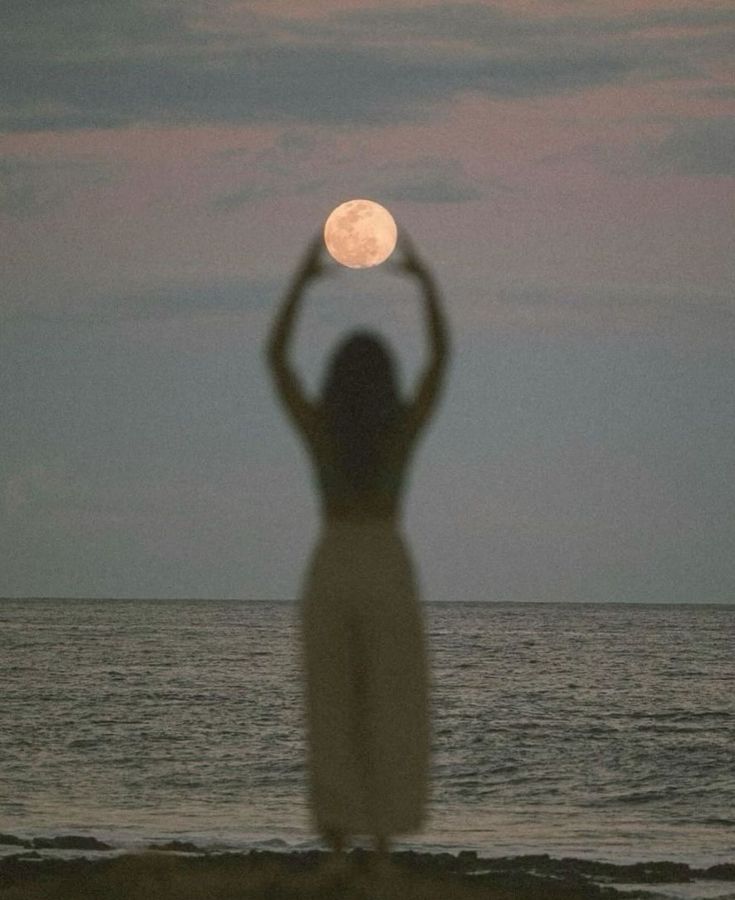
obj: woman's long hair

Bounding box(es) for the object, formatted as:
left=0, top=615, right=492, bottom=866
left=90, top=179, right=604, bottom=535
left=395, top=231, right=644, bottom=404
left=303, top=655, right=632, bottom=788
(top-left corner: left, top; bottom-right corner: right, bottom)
left=321, top=331, right=402, bottom=490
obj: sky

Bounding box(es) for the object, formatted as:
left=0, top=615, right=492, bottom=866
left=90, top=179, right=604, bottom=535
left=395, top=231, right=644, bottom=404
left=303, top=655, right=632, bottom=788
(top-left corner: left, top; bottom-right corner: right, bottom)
left=1, top=0, right=733, bottom=603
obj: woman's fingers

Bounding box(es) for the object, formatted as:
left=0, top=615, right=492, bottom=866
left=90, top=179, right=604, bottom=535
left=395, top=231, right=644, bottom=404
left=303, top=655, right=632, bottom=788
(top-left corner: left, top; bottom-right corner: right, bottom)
left=389, top=230, right=431, bottom=278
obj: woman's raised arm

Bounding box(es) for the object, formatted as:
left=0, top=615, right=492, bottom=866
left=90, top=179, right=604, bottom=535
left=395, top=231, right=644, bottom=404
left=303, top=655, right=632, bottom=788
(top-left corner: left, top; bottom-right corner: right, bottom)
left=394, top=233, right=450, bottom=443
left=265, top=236, right=325, bottom=443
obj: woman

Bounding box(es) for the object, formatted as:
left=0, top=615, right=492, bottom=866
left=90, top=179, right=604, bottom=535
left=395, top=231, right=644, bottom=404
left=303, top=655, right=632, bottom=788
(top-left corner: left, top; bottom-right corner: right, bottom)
left=266, top=229, right=449, bottom=865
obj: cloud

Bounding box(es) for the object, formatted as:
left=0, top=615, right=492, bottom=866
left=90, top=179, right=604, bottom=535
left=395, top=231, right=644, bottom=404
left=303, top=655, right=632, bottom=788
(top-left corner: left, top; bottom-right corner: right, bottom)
left=699, top=85, right=735, bottom=100
left=278, top=3, right=735, bottom=62
left=212, top=174, right=328, bottom=209
left=648, top=117, right=735, bottom=176
left=211, top=153, right=488, bottom=208
left=0, top=156, right=119, bottom=216
left=1, top=2, right=729, bottom=132
left=0, top=48, right=639, bottom=131
left=2, top=0, right=182, bottom=47
left=211, top=129, right=332, bottom=209
left=374, top=158, right=486, bottom=204
left=211, top=182, right=273, bottom=210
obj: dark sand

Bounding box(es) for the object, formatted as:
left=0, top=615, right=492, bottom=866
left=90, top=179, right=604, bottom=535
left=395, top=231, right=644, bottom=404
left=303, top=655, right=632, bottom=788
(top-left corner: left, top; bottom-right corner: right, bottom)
left=2, top=840, right=735, bottom=900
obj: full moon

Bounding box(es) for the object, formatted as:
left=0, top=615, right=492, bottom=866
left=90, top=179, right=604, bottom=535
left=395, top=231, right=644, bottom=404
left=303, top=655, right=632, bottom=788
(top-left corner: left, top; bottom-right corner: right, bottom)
left=323, top=199, right=398, bottom=268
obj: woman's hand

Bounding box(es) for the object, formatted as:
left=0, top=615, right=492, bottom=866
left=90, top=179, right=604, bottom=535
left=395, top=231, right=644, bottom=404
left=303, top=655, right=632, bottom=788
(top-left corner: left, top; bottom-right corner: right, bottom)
left=293, top=233, right=330, bottom=285
left=390, top=230, right=448, bottom=442
left=389, top=230, right=435, bottom=284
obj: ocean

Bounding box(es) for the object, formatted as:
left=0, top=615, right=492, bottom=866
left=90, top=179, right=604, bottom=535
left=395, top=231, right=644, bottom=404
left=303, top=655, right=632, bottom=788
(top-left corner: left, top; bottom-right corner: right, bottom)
left=1, top=599, right=733, bottom=871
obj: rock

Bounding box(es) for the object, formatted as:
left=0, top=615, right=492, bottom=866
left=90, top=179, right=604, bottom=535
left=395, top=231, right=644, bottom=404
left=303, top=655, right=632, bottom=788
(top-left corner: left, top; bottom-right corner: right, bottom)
left=615, top=862, right=692, bottom=884
left=30, top=838, right=53, bottom=849
left=0, top=834, right=32, bottom=848
left=31, top=835, right=112, bottom=851
left=705, top=864, right=735, bottom=880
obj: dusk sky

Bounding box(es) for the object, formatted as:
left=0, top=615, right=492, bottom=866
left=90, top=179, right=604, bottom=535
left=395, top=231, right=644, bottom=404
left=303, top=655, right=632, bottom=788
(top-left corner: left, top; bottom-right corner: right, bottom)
left=1, top=0, right=733, bottom=603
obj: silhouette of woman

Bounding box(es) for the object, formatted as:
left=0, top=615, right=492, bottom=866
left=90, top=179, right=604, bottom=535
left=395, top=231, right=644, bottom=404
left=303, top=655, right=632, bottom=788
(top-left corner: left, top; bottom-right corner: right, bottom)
left=266, top=230, right=449, bottom=865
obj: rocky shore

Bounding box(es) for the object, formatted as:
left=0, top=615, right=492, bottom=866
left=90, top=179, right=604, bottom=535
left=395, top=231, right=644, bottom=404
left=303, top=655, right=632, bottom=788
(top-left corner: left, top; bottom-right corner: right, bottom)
left=1, top=834, right=734, bottom=900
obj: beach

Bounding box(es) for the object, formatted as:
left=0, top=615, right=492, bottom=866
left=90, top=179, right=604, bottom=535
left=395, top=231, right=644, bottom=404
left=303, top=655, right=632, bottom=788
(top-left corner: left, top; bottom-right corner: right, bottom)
left=2, top=837, right=735, bottom=900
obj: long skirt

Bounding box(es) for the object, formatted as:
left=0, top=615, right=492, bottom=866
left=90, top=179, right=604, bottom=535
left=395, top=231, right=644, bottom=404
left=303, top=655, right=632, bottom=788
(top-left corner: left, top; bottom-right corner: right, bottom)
left=299, top=519, right=430, bottom=837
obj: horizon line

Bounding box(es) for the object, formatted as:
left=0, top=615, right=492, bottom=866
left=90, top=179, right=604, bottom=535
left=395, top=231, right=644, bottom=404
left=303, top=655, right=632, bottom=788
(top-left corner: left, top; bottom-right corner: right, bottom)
left=1, top=597, right=733, bottom=607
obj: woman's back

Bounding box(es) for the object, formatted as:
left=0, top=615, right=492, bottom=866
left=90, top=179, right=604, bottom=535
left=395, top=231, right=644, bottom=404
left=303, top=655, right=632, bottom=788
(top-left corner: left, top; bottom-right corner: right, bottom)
left=308, top=408, right=413, bottom=521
